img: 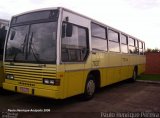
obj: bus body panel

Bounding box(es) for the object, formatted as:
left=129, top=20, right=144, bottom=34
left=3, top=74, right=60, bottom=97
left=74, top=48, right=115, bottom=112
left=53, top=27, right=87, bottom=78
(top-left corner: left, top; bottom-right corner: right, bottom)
left=3, top=82, right=61, bottom=99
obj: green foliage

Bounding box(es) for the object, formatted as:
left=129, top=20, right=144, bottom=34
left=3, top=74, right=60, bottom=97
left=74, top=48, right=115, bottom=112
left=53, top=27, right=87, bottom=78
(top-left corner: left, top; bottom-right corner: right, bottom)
left=146, top=48, right=160, bottom=52
left=138, top=74, right=160, bottom=81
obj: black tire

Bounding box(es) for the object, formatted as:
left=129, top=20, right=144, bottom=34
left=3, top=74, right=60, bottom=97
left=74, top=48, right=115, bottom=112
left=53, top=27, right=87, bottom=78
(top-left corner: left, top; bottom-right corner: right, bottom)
left=131, top=68, right=137, bottom=82
left=82, top=75, right=96, bottom=100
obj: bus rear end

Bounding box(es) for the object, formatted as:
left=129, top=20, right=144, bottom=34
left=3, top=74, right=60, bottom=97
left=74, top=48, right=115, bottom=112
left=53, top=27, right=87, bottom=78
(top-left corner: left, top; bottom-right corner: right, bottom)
left=3, top=8, right=63, bottom=99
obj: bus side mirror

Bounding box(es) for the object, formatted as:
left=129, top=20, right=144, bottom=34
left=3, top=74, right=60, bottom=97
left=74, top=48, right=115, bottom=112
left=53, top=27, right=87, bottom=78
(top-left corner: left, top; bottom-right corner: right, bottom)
left=62, top=22, right=73, bottom=38
left=10, top=30, right=16, bottom=40
left=66, top=23, right=73, bottom=37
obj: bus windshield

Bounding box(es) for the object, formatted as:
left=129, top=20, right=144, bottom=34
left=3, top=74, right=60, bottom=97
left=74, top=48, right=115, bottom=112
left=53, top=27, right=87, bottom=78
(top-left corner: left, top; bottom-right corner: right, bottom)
left=5, top=10, right=58, bottom=64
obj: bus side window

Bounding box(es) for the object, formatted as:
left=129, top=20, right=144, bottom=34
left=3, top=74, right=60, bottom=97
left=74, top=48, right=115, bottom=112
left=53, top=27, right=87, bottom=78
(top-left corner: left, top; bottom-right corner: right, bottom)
left=121, top=34, right=128, bottom=53
left=108, top=29, right=120, bottom=52
left=143, top=43, right=145, bottom=55
left=135, top=40, right=139, bottom=54
left=128, top=37, right=136, bottom=54
left=61, top=22, right=89, bottom=62
left=91, top=23, right=107, bottom=51
left=139, top=41, right=143, bottom=55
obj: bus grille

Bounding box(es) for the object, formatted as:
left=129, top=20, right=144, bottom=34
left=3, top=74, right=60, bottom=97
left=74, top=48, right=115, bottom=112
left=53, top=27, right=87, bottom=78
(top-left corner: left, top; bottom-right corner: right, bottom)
left=4, top=63, right=57, bottom=84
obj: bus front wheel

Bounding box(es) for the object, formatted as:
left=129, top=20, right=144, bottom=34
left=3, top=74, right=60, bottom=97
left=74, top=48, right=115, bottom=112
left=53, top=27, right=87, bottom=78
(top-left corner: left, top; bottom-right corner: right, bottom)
left=83, top=75, right=96, bottom=100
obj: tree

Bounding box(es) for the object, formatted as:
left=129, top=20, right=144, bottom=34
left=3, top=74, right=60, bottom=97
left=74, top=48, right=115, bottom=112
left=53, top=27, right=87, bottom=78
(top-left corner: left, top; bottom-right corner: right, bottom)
left=146, top=48, right=160, bottom=53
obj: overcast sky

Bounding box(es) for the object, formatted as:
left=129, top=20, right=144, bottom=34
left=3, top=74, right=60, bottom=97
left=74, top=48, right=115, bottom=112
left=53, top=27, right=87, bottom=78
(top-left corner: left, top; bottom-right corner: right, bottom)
left=0, top=0, right=160, bottom=49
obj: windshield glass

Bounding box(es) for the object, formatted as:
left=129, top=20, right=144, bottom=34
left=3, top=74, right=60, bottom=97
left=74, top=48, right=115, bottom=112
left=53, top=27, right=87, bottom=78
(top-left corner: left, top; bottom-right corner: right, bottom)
left=5, top=22, right=57, bottom=63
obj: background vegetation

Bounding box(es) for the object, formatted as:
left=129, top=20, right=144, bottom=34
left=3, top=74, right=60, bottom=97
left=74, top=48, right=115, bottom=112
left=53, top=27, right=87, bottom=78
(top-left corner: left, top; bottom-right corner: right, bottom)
left=138, top=74, right=160, bottom=81
left=146, top=48, right=160, bottom=53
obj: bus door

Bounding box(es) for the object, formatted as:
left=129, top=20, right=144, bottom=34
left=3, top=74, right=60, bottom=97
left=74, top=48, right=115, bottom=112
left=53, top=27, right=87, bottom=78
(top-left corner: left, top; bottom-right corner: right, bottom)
left=61, top=11, right=90, bottom=97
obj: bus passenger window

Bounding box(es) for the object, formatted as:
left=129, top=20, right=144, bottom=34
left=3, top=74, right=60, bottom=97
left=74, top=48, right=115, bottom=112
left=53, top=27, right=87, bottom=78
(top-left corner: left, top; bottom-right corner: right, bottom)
left=108, top=29, right=120, bottom=52
left=121, top=34, right=128, bottom=53
left=139, top=41, right=143, bottom=55
left=143, top=43, right=145, bottom=55
left=135, top=40, right=139, bottom=54
left=91, top=23, right=107, bottom=51
left=128, top=37, right=136, bottom=54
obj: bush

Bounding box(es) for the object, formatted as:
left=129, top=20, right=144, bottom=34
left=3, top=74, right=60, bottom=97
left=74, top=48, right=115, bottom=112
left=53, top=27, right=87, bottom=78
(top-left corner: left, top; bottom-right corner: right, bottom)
left=146, top=48, right=160, bottom=53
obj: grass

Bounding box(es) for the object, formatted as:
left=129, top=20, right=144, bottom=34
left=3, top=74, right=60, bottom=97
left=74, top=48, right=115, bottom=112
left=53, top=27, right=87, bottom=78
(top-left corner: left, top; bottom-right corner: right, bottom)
left=137, top=74, right=160, bottom=81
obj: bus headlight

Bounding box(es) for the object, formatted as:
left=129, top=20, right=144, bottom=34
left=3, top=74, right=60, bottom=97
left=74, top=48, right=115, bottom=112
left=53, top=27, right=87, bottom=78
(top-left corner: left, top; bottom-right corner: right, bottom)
left=43, top=79, right=49, bottom=84
left=43, top=78, right=60, bottom=86
left=6, top=74, right=14, bottom=80
left=50, top=80, right=55, bottom=84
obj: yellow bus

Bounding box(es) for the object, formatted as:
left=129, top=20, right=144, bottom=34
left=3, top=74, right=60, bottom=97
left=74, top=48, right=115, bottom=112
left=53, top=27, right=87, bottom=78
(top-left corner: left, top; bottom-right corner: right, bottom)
left=3, top=7, right=145, bottom=100
left=0, top=19, right=8, bottom=87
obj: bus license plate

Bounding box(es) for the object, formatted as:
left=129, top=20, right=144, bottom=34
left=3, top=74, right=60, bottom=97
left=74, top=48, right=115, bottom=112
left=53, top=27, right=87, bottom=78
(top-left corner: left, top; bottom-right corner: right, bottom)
left=20, top=87, right=29, bottom=93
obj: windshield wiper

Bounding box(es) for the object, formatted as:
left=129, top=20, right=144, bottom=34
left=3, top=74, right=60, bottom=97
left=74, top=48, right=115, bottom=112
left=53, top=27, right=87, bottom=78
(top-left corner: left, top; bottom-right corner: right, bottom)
left=22, top=33, right=28, bottom=53
left=28, top=32, right=33, bottom=55
left=28, top=32, right=40, bottom=63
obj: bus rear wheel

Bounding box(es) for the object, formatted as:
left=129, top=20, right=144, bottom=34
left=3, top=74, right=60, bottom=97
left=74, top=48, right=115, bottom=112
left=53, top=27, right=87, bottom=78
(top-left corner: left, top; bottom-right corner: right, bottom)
left=131, top=68, right=137, bottom=82
left=83, top=75, right=96, bottom=100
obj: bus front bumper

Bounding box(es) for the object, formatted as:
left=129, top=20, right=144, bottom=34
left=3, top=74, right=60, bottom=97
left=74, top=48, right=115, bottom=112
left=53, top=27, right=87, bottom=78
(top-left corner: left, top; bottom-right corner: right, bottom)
left=3, top=82, right=61, bottom=99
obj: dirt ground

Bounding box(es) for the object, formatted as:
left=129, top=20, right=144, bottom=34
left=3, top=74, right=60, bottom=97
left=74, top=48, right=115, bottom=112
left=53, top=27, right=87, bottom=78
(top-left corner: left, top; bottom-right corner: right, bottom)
left=0, top=81, right=160, bottom=118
